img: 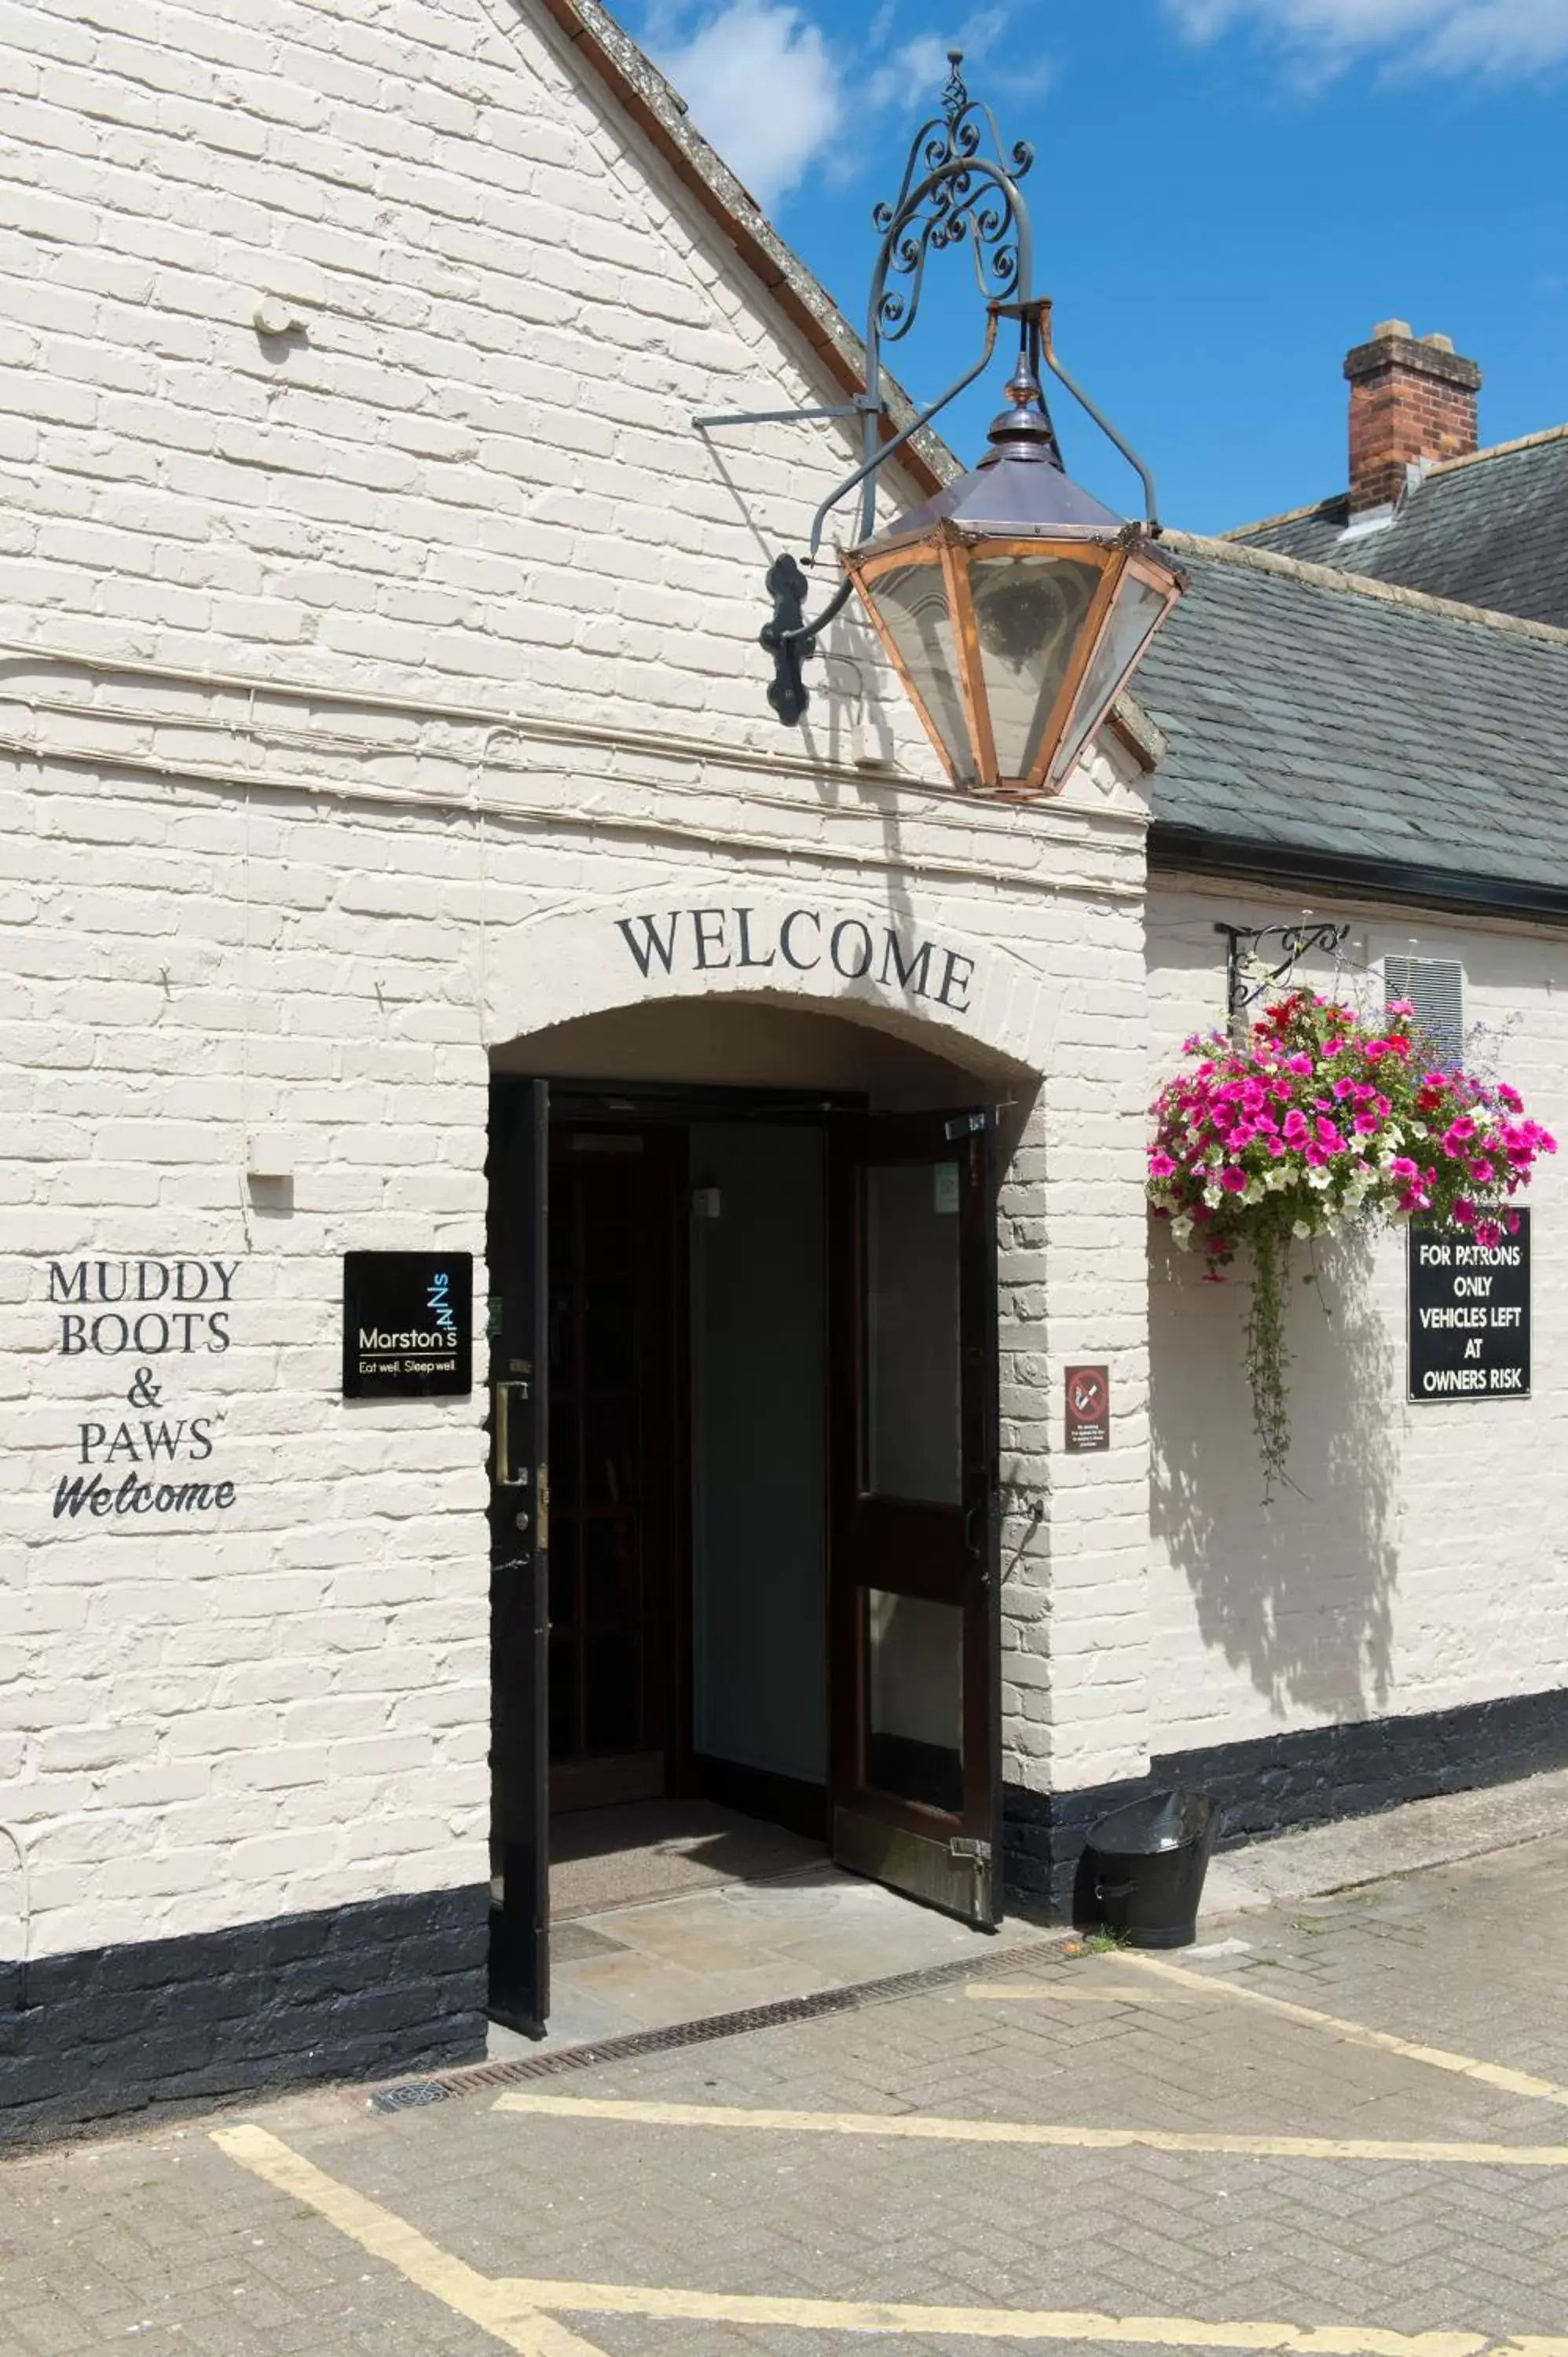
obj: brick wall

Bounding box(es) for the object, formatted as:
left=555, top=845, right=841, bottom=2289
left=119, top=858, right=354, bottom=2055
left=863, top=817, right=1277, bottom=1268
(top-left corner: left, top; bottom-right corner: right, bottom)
left=0, top=0, right=1160, bottom=1973
left=2, top=714, right=1154, bottom=1966
left=1145, top=881, right=1568, bottom=1757
left=1344, top=326, right=1481, bottom=515
left=0, top=0, right=930, bottom=753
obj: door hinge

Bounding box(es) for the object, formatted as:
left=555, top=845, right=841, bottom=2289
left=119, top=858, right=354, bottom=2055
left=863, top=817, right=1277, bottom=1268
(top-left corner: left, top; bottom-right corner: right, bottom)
left=949, top=1836, right=992, bottom=1864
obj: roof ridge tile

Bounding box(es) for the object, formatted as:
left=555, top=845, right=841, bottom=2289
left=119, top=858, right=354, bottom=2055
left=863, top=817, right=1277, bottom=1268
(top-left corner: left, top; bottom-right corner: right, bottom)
left=1163, top=529, right=1568, bottom=652
left=1427, top=420, right=1568, bottom=477
left=1219, top=493, right=1346, bottom=543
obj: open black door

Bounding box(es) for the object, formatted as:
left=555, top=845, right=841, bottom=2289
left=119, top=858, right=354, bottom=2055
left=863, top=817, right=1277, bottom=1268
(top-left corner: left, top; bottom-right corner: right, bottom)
left=828, top=1109, right=1001, bottom=1927
left=487, top=1078, right=550, bottom=2035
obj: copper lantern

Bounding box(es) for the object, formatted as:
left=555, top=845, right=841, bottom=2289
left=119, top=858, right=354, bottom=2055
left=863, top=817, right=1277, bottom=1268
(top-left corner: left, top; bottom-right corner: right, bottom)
left=841, top=361, right=1186, bottom=797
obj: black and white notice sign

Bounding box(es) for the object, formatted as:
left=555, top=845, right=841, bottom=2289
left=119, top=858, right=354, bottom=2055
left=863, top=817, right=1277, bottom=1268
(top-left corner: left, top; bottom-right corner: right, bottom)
left=1408, top=1215, right=1530, bottom=1402
left=343, top=1252, right=473, bottom=1398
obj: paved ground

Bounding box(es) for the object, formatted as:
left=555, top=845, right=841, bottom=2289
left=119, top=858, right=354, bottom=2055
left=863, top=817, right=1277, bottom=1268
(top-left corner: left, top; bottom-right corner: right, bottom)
left=5, top=1805, right=1568, bottom=2355
left=510, top=1855, right=1005, bottom=2060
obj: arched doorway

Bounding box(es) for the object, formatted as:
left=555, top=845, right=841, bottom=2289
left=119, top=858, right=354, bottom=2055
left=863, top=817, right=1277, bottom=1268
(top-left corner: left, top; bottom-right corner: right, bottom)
left=486, top=998, right=1030, bottom=2036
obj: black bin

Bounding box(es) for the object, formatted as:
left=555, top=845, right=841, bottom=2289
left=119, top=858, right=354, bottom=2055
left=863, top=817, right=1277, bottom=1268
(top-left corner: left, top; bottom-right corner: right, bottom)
left=1079, top=1788, right=1221, bottom=1949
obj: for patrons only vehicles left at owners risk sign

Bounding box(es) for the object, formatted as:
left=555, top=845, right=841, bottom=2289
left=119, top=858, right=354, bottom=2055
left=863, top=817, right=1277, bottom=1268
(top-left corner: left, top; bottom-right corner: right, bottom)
left=1408, top=1215, right=1531, bottom=1399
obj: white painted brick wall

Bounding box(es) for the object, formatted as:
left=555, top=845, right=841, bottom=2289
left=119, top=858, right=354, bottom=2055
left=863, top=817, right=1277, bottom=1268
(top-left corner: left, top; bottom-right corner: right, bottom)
left=0, top=0, right=1160, bottom=1958
left=0, top=0, right=941, bottom=762
left=3, top=731, right=1152, bottom=1957
left=1147, top=881, right=1568, bottom=1753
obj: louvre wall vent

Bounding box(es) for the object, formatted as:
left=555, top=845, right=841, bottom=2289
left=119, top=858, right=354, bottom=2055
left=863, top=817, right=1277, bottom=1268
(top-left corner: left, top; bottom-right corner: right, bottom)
left=1384, top=955, right=1465, bottom=1065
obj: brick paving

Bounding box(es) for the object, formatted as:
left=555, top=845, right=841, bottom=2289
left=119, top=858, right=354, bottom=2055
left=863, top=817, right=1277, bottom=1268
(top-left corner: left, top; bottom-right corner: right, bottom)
left=4, top=1831, right=1568, bottom=2355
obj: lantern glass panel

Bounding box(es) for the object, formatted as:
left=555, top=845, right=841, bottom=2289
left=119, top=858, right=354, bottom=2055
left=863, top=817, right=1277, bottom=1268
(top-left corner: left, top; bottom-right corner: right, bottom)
left=1051, top=570, right=1172, bottom=782
left=862, top=559, right=973, bottom=782
left=968, top=554, right=1104, bottom=782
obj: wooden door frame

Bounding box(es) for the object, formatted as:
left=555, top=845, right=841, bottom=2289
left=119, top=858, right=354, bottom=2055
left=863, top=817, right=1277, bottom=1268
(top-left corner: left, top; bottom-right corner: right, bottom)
left=485, top=1076, right=551, bottom=2036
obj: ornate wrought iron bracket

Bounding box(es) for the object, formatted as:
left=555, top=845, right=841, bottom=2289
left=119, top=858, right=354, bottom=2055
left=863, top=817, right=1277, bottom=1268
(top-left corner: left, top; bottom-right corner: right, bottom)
left=697, top=50, right=1164, bottom=728
left=1216, top=921, right=1351, bottom=1022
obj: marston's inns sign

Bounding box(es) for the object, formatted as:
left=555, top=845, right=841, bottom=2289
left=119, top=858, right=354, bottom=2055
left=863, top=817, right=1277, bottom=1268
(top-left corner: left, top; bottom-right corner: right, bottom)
left=615, top=906, right=978, bottom=1015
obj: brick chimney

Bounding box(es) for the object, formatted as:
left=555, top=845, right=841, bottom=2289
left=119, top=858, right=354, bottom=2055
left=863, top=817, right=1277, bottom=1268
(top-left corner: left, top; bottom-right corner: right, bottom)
left=1344, top=321, right=1482, bottom=515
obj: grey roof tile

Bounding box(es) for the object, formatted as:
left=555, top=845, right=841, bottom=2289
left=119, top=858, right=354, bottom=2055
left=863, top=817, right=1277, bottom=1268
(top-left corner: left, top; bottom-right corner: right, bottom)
left=1231, top=433, right=1568, bottom=628
left=1135, top=544, right=1568, bottom=891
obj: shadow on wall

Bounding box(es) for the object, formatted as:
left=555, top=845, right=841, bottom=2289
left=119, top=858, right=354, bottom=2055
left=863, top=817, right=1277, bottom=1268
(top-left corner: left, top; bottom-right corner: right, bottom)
left=1150, top=1224, right=1399, bottom=1725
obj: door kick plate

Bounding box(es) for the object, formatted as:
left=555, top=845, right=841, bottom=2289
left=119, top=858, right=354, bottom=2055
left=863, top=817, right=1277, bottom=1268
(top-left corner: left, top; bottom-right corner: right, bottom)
left=833, top=1806, right=996, bottom=1929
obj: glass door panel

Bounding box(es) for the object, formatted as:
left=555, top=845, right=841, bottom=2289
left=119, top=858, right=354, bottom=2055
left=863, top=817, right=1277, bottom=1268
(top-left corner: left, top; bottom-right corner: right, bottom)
left=865, top=1162, right=962, bottom=1505
left=546, top=1127, right=679, bottom=1816
left=828, top=1112, right=1000, bottom=1930
left=865, top=1588, right=963, bottom=1814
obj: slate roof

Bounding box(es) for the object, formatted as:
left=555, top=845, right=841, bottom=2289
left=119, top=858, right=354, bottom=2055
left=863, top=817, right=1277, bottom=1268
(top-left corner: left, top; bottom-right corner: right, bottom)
left=1229, top=429, right=1568, bottom=629
left=1134, top=537, right=1568, bottom=905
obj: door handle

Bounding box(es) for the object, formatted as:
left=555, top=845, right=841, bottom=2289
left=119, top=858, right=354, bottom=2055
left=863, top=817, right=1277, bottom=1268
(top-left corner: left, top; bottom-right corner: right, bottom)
left=965, top=1495, right=1000, bottom=1578
left=493, top=1380, right=530, bottom=1487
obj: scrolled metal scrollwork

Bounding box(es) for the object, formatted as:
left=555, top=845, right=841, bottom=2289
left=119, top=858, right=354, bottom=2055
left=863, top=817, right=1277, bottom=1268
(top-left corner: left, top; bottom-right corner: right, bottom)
left=869, top=48, right=1033, bottom=345
left=1216, top=921, right=1351, bottom=1022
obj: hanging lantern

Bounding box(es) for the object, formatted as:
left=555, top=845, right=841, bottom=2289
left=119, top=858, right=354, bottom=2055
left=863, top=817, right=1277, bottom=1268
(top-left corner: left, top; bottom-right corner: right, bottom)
left=841, top=361, right=1186, bottom=797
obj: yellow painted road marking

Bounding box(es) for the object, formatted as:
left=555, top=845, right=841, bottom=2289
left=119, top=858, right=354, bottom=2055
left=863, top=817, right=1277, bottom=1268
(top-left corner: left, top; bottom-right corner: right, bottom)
left=1110, top=1953, right=1568, bottom=2111
left=493, top=2088, right=1568, bottom=2167
left=211, top=2125, right=603, bottom=2355
left=432, top=2278, right=1501, bottom=2355
left=212, top=2121, right=1561, bottom=2355
left=968, top=1984, right=1185, bottom=2004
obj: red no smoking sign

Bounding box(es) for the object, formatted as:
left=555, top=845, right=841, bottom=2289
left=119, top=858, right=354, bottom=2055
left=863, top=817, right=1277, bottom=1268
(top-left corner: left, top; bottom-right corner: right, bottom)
left=1064, top=1364, right=1110, bottom=1452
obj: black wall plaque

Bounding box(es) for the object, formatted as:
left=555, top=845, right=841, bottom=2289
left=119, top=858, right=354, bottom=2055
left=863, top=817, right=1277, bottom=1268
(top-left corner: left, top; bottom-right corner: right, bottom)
left=343, top=1252, right=473, bottom=1398
left=1408, top=1214, right=1530, bottom=1402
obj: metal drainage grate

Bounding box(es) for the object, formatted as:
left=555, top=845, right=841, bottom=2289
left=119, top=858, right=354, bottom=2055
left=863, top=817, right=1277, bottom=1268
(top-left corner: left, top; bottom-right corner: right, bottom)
left=368, top=2079, right=452, bottom=2114
left=403, top=1932, right=1069, bottom=2103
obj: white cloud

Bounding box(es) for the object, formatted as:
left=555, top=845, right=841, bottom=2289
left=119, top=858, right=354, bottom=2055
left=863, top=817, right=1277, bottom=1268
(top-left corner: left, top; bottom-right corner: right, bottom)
left=653, top=2, right=844, bottom=207
left=644, top=4, right=1043, bottom=214
left=864, top=9, right=1012, bottom=111
left=1167, top=0, right=1568, bottom=75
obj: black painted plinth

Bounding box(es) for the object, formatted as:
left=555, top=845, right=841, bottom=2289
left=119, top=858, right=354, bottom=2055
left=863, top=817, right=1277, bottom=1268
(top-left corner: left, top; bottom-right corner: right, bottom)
left=1005, top=1685, right=1568, bottom=1921
left=0, top=1883, right=489, bottom=2147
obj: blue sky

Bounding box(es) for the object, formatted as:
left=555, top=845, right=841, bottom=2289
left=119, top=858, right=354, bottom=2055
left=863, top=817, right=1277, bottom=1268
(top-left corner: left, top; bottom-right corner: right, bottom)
left=628, top=1, right=1568, bottom=533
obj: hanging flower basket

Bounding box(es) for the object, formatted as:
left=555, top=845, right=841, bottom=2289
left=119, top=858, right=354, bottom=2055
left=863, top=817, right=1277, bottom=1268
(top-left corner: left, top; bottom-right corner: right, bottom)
left=1148, top=991, right=1555, bottom=1493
